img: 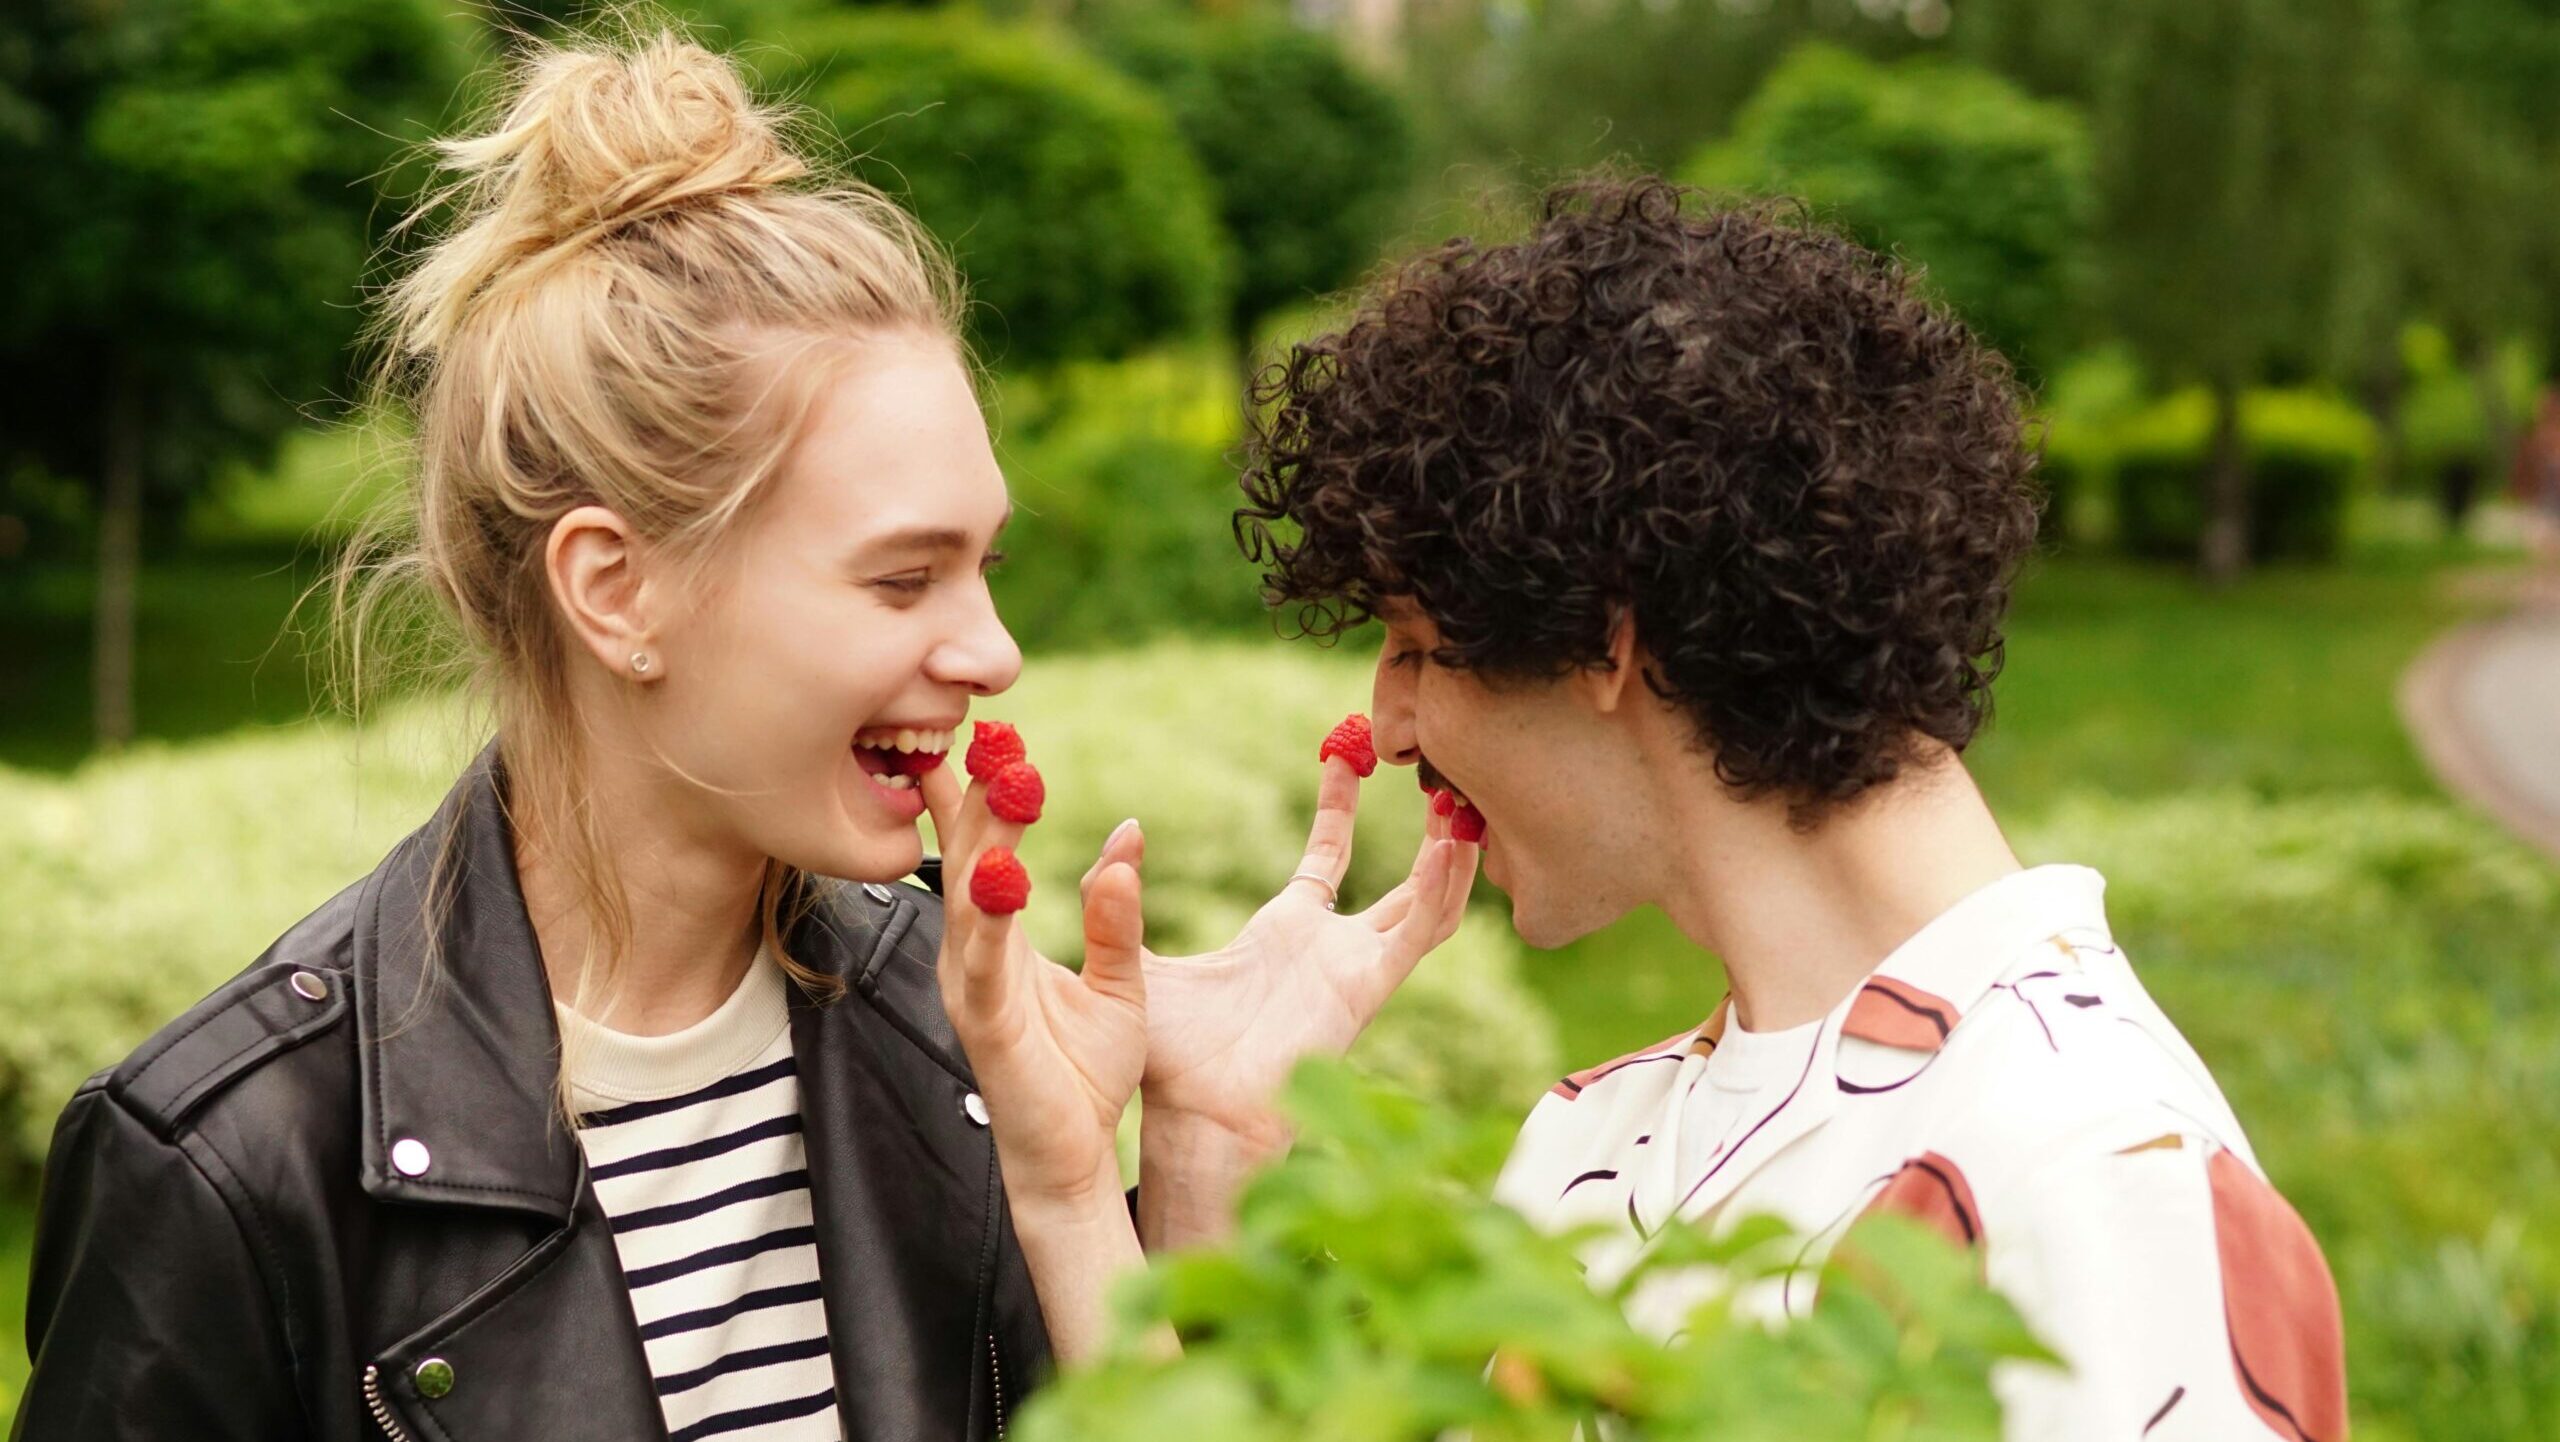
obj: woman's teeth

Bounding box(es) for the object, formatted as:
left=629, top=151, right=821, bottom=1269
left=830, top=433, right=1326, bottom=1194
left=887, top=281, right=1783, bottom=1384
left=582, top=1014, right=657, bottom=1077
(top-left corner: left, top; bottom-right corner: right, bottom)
left=856, top=728, right=953, bottom=755
left=854, top=727, right=952, bottom=793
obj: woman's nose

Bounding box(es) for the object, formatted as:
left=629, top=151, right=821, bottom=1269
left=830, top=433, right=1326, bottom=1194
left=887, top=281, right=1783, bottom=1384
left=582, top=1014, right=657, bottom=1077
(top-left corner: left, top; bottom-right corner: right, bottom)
left=934, top=592, right=1023, bottom=697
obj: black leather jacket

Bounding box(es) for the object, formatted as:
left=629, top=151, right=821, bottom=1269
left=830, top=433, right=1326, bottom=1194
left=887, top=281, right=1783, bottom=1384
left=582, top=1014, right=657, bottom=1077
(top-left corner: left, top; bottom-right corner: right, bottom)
left=11, top=745, right=1051, bottom=1441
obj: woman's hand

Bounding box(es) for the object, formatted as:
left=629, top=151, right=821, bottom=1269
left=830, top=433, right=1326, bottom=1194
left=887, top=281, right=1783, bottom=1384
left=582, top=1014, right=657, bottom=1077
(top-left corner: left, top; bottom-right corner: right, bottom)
left=1136, top=754, right=1478, bottom=1245
left=921, top=758, right=1164, bottom=1365
left=922, top=761, right=1148, bottom=1212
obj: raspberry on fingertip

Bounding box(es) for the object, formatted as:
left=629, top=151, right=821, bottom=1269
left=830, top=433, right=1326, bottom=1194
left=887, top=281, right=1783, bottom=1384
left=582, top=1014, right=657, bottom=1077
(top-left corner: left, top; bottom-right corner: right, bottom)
left=987, top=761, right=1045, bottom=825
left=966, top=721, right=1026, bottom=781
left=1451, top=804, right=1488, bottom=844
left=1318, top=714, right=1378, bottom=778
left=971, top=847, right=1032, bottom=913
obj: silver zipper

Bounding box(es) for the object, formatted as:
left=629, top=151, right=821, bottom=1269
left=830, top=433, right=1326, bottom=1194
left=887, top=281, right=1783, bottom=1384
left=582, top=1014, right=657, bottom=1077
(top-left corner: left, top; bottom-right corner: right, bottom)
left=362, top=1364, right=415, bottom=1442
left=988, top=1332, right=1008, bottom=1437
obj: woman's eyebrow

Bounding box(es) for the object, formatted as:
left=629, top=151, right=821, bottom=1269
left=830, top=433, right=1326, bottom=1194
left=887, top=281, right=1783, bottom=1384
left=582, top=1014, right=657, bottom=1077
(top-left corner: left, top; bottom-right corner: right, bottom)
left=852, top=509, right=1014, bottom=563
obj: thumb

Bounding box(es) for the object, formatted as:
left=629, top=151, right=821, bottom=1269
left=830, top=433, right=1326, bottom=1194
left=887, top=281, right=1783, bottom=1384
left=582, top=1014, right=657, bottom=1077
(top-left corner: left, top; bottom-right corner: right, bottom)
left=1079, top=859, right=1146, bottom=1009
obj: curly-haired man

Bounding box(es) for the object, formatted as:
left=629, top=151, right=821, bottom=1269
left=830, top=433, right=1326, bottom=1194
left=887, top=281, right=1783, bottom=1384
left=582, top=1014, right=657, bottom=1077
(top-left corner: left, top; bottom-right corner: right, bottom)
left=1228, top=179, right=2347, bottom=1442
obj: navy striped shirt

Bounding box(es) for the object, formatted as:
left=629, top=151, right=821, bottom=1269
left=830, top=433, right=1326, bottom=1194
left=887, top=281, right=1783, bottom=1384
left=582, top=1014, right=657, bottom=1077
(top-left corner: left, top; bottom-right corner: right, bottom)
left=563, top=954, right=838, bottom=1442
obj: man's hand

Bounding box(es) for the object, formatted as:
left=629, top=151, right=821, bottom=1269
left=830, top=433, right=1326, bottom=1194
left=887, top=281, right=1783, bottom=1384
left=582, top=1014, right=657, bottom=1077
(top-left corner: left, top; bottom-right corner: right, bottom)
left=1136, top=751, right=1478, bottom=1246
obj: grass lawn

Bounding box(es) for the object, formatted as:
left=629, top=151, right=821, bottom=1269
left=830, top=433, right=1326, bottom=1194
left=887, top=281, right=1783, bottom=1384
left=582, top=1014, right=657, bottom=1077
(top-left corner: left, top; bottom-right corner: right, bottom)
left=0, top=547, right=336, bottom=772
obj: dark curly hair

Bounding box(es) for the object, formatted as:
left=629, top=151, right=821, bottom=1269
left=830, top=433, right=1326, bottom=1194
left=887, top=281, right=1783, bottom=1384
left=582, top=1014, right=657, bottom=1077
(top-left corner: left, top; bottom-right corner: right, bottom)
left=1234, top=177, right=2042, bottom=817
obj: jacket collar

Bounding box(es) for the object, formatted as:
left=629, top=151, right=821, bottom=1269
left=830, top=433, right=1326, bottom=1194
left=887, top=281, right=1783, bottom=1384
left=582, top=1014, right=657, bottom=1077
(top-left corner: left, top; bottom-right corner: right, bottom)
left=345, top=741, right=957, bottom=1222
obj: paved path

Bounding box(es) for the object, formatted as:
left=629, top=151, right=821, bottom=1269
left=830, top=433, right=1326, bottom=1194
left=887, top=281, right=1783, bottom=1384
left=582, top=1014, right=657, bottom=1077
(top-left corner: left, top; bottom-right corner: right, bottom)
left=2402, top=605, right=2560, bottom=861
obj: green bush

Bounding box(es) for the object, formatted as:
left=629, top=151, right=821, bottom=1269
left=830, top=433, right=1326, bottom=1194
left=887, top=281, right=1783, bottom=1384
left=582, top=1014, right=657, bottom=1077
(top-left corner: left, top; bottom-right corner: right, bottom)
left=2109, top=389, right=2374, bottom=562
left=2027, top=347, right=2150, bottom=545
left=1685, top=44, right=2093, bottom=376
left=767, top=12, right=1233, bottom=368
left=1025, top=1058, right=2038, bottom=1442
left=1088, top=13, right=1416, bottom=336
left=0, top=642, right=1559, bottom=1182
left=990, top=351, right=1268, bottom=651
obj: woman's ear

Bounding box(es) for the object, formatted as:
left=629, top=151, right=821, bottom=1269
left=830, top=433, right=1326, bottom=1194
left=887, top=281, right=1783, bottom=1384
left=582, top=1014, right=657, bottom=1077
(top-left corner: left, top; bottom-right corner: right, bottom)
left=544, top=505, right=663, bottom=681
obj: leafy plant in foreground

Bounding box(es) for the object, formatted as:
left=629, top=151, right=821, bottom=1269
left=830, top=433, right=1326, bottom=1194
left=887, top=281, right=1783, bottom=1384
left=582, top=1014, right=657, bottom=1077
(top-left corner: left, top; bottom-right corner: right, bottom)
left=1020, top=1060, right=2049, bottom=1442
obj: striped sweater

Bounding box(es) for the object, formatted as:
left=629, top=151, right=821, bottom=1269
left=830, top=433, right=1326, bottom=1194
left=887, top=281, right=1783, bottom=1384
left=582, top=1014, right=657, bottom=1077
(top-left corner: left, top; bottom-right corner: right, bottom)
left=561, top=950, right=840, bottom=1442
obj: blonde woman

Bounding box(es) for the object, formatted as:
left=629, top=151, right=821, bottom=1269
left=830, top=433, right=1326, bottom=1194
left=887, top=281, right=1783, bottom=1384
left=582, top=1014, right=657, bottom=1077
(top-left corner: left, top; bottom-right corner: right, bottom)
left=11, top=31, right=1473, bottom=1442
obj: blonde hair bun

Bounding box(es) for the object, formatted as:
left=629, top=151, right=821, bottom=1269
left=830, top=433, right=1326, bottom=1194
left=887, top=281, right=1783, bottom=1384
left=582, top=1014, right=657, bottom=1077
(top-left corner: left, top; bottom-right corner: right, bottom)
left=393, top=30, right=818, bottom=355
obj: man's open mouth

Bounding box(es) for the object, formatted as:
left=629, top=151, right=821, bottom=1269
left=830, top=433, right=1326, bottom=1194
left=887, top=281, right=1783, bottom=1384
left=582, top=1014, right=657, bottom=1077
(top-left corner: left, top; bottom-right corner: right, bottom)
left=1417, top=756, right=1477, bottom=814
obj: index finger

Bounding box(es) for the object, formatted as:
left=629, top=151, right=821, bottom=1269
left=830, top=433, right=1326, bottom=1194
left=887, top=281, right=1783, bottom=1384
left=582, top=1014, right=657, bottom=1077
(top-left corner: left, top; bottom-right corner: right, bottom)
left=922, top=761, right=967, bottom=864
left=1286, top=755, right=1363, bottom=906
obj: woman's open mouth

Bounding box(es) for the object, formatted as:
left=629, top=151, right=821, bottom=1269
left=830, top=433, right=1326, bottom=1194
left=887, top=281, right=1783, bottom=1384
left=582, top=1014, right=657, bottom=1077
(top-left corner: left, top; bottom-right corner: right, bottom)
left=851, top=726, right=951, bottom=817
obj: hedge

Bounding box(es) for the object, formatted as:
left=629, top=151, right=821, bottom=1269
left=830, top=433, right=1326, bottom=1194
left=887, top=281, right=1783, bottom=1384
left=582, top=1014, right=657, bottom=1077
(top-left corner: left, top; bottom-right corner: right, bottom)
left=2107, top=388, right=2376, bottom=562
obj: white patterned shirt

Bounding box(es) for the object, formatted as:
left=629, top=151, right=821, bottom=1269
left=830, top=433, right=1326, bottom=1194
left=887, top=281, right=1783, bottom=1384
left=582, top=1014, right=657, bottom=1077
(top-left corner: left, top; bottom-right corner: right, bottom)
left=1494, top=866, right=2348, bottom=1442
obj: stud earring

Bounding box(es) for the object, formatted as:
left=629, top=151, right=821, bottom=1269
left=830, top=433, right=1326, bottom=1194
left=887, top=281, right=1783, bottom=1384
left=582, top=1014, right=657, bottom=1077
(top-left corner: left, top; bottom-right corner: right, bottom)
left=630, top=652, right=653, bottom=675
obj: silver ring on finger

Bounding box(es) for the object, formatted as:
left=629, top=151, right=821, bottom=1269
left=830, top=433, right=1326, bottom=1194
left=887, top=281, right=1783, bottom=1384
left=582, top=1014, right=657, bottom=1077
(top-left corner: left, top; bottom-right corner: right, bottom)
left=1289, top=869, right=1339, bottom=910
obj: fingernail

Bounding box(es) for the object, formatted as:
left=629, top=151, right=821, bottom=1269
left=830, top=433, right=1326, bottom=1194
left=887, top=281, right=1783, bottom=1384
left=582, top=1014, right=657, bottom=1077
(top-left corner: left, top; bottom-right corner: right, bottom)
left=1107, top=818, right=1137, bottom=846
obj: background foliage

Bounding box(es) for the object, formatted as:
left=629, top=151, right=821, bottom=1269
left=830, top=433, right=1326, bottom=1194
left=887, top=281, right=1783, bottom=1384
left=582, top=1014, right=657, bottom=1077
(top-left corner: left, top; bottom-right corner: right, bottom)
left=4, top=0, right=2560, bottom=1435
left=764, top=10, right=1236, bottom=369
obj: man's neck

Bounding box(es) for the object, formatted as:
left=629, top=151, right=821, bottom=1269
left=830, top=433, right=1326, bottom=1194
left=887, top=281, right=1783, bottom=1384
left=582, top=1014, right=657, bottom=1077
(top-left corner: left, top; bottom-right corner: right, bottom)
left=1657, top=750, right=2021, bottom=1034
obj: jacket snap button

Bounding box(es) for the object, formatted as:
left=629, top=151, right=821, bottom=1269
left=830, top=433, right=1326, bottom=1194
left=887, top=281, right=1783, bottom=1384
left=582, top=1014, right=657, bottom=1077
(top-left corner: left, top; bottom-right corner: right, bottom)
left=391, top=1138, right=432, bottom=1176
left=413, top=1357, right=455, bottom=1399
left=862, top=882, right=897, bottom=904
left=962, top=1092, right=990, bottom=1127
left=288, top=970, right=329, bottom=1002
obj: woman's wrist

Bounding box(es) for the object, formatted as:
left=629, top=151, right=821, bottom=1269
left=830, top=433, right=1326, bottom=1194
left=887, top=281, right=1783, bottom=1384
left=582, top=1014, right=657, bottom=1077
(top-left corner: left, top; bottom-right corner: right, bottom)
left=1003, top=1150, right=1155, bottom=1366
left=1004, top=1149, right=1131, bottom=1232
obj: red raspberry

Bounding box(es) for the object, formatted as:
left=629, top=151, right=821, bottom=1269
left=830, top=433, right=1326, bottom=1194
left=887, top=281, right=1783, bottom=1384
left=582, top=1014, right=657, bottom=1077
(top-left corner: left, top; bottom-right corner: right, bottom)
left=1318, top=714, right=1378, bottom=778
left=1450, top=803, right=1487, bottom=843
left=1430, top=788, right=1457, bottom=818
left=966, top=721, right=1026, bottom=781
left=986, top=761, right=1045, bottom=825
left=970, top=847, right=1031, bottom=914
left=892, top=747, right=946, bottom=778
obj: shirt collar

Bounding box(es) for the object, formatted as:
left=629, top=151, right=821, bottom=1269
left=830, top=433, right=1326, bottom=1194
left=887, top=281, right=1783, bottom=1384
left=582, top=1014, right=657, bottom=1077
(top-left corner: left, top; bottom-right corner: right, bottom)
left=1839, top=863, right=2115, bottom=1052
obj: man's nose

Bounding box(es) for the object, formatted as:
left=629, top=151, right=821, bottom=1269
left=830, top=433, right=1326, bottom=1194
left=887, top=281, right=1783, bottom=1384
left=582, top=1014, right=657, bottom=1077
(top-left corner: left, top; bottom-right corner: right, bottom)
left=1372, top=653, right=1420, bottom=767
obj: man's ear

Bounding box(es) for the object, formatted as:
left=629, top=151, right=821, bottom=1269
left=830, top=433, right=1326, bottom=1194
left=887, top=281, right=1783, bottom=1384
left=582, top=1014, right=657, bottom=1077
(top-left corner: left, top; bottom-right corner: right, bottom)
left=545, top=504, right=663, bottom=681
left=1579, top=606, right=1642, bottom=714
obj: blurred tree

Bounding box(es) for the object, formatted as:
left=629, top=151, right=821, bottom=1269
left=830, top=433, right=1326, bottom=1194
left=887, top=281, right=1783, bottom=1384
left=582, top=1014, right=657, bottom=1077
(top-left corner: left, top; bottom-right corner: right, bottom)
left=2380, top=0, right=2560, bottom=493
left=1402, top=0, right=1924, bottom=177
left=765, top=11, right=1234, bottom=369
left=1686, top=44, right=2092, bottom=379
left=1964, top=0, right=2403, bottom=580
left=0, top=0, right=474, bottom=748
left=1087, top=12, right=1416, bottom=345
